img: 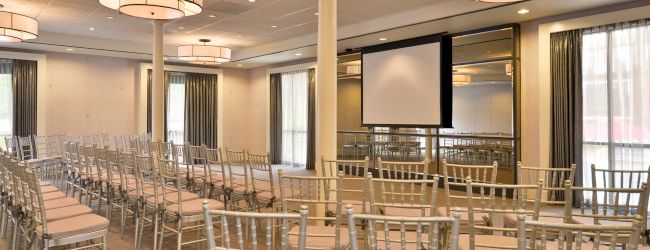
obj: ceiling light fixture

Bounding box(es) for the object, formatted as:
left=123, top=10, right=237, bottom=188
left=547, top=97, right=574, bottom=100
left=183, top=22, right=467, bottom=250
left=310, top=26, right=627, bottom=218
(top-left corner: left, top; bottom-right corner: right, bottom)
left=517, top=8, right=530, bottom=14
left=89, top=27, right=95, bottom=31
left=208, top=14, right=216, bottom=18
left=98, top=0, right=203, bottom=20
left=294, top=53, right=302, bottom=56
left=452, top=75, right=471, bottom=87
left=476, top=0, right=524, bottom=3
left=314, top=12, right=319, bottom=15
left=178, top=39, right=232, bottom=65
left=248, top=0, right=256, bottom=2
left=0, top=11, right=38, bottom=43
left=66, top=48, right=74, bottom=51
left=379, top=37, right=388, bottom=41
left=237, top=64, right=243, bottom=67
left=271, top=25, right=278, bottom=28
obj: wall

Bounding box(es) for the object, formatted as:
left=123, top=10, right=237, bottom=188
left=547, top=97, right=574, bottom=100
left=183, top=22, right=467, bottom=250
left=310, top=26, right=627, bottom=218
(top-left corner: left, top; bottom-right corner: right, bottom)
left=337, top=78, right=362, bottom=131
left=452, top=84, right=513, bottom=134
left=221, top=67, right=251, bottom=150
left=45, top=52, right=138, bottom=135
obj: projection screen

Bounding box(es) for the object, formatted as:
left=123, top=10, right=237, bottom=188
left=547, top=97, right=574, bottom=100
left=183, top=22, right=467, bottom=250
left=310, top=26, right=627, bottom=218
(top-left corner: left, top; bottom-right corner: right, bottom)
left=361, top=34, right=452, bottom=127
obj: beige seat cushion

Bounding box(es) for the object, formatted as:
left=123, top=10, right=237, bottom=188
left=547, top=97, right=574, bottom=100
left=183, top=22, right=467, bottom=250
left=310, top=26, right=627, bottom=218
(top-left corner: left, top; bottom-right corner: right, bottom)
left=42, top=191, right=67, bottom=201
left=458, top=234, right=519, bottom=250
left=40, top=185, right=59, bottom=193
left=44, top=197, right=80, bottom=210
left=288, top=225, right=350, bottom=250
left=146, top=191, right=200, bottom=205
left=435, top=207, right=488, bottom=225
left=46, top=205, right=92, bottom=221
left=38, top=214, right=109, bottom=239
left=383, top=206, right=433, bottom=217
left=327, top=200, right=369, bottom=214
left=40, top=180, right=52, bottom=186
left=166, top=198, right=223, bottom=216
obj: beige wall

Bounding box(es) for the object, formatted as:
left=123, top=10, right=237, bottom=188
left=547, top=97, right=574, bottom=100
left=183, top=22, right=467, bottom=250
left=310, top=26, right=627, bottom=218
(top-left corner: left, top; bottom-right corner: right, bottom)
left=221, top=67, right=251, bottom=151
left=45, top=52, right=138, bottom=136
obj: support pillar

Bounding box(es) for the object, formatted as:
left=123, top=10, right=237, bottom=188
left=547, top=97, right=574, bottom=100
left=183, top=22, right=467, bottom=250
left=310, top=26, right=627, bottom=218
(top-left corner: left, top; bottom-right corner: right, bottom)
left=152, top=20, right=165, bottom=141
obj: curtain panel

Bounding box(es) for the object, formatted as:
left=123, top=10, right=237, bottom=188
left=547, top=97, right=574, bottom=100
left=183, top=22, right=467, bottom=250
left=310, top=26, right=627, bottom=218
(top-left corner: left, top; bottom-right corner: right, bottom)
left=550, top=29, right=583, bottom=202
left=147, top=69, right=152, bottom=134
left=185, top=72, right=218, bottom=148
left=12, top=59, right=37, bottom=137
left=269, top=73, right=283, bottom=164
left=306, top=69, right=316, bottom=170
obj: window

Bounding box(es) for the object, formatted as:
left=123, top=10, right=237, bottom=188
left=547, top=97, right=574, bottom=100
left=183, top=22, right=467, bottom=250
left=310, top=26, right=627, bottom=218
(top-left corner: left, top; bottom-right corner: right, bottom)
left=166, top=72, right=186, bottom=144
left=0, top=59, right=12, bottom=149
left=582, top=21, right=650, bottom=198
left=281, top=70, right=309, bottom=167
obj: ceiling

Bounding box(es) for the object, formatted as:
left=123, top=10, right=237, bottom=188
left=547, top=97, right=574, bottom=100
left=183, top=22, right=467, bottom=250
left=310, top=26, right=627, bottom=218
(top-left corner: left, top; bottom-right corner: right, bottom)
left=0, top=0, right=644, bottom=68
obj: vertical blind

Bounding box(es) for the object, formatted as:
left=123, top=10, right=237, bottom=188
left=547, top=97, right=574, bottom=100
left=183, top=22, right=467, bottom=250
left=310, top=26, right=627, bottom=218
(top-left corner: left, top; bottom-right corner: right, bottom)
left=281, top=70, right=309, bottom=167
left=582, top=20, right=650, bottom=205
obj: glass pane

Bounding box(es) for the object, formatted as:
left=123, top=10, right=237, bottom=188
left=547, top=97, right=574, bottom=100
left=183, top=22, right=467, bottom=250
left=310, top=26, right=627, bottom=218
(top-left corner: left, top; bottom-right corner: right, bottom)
left=453, top=28, right=513, bottom=64
left=166, top=72, right=186, bottom=144
left=281, top=70, right=309, bottom=167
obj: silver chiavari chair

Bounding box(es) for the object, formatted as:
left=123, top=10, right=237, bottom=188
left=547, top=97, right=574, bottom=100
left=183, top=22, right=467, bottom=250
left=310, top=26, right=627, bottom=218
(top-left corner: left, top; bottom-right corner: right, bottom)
left=248, top=152, right=278, bottom=212
left=225, top=149, right=250, bottom=210
left=278, top=170, right=351, bottom=249
left=16, top=136, right=35, bottom=161
left=203, top=200, right=309, bottom=250
left=116, top=150, right=140, bottom=241
left=376, top=157, right=430, bottom=180
left=438, top=159, right=498, bottom=229
left=205, top=147, right=228, bottom=202
left=565, top=180, right=649, bottom=246
left=347, top=204, right=462, bottom=250
left=157, top=156, right=225, bottom=250
left=517, top=212, right=643, bottom=250
left=3, top=136, right=19, bottom=158
left=461, top=178, right=544, bottom=250
left=366, top=172, right=439, bottom=217
left=187, top=144, right=209, bottom=195
left=321, top=157, right=370, bottom=217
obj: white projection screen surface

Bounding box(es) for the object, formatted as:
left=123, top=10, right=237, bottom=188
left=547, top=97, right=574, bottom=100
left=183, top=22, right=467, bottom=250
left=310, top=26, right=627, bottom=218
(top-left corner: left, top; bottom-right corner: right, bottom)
left=362, top=42, right=442, bottom=126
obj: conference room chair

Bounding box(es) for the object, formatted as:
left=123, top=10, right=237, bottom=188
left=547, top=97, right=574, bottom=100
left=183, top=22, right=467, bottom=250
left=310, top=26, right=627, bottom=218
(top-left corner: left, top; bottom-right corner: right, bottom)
left=376, top=157, right=430, bottom=180
left=366, top=172, right=438, bottom=218
left=157, top=156, right=224, bottom=250
left=204, top=146, right=229, bottom=202
left=321, top=157, right=370, bottom=216
left=461, top=178, right=543, bottom=250
left=438, top=159, right=498, bottom=230
left=187, top=144, right=209, bottom=195
left=203, top=200, right=309, bottom=250
left=225, top=148, right=250, bottom=211
left=278, top=170, right=350, bottom=249
left=346, top=204, right=462, bottom=250
left=247, top=152, right=279, bottom=212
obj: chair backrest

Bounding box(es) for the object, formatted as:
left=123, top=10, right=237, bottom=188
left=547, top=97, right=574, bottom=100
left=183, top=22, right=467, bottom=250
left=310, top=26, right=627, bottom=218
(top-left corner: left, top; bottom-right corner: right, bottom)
left=346, top=204, right=461, bottom=250
left=517, top=213, right=643, bottom=250
left=47, top=135, right=62, bottom=157
left=118, top=150, right=139, bottom=199
left=203, top=201, right=308, bottom=250
left=135, top=154, right=159, bottom=205
left=173, top=143, right=188, bottom=165
left=187, top=144, right=207, bottom=182
left=147, top=140, right=160, bottom=157
left=440, top=159, right=498, bottom=217
left=33, top=135, right=48, bottom=159
left=247, top=152, right=275, bottom=204
left=517, top=162, right=575, bottom=206
left=591, top=165, right=650, bottom=190
left=4, top=136, right=19, bottom=158
left=226, top=149, right=249, bottom=193
left=136, top=138, right=150, bottom=156
left=82, top=135, right=94, bottom=146
left=566, top=180, right=649, bottom=233
left=465, top=178, right=543, bottom=250
left=366, top=172, right=439, bottom=217
left=158, top=141, right=174, bottom=160
left=377, top=157, right=429, bottom=180
left=278, top=170, right=344, bottom=248
left=157, top=156, right=187, bottom=215
left=205, top=147, right=227, bottom=191
left=17, top=136, right=34, bottom=160
left=321, top=157, right=370, bottom=214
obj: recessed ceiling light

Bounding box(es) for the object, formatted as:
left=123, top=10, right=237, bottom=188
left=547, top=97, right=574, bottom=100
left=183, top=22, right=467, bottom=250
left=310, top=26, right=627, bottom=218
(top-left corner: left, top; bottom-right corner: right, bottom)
left=295, top=53, right=302, bottom=56
left=208, top=14, right=216, bottom=18
left=179, top=26, right=185, bottom=30
left=89, top=27, right=95, bottom=31
left=237, top=64, right=243, bottom=67
left=107, top=16, right=114, bottom=19
left=477, top=0, right=524, bottom=2
left=486, top=50, right=492, bottom=53
left=271, top=25, right=278, bottom=28
left=517, top=8, right=530, bottom=14
left=66, top=48, right=74, bottom=51
left=249, top=0, right=255, bottom=2
left=314, top=12, right=319, bottom=15
left=379, top=38, right=388, bottom=41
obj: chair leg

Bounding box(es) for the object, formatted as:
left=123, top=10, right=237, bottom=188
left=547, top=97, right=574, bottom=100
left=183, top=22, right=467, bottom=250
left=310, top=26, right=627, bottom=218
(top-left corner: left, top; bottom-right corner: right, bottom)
left=176, top=219, right=183, bottom=250
left=102, top=235, right=108, bottom=249
left=10, top=218, right=19, bottom=250
left=152, top=210, right=159, bottom=250
left=120, top=199, right=126, bottom=240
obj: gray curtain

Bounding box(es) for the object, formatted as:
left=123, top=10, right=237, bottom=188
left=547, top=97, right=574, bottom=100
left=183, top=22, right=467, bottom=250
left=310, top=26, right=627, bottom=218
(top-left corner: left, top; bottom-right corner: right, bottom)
left=306, top=69, right=316, bottom=170
left=185, top=72, right=218, bottom=148
left=12, top=59, right=37, bottom=137
left=269, top=73, right=282, bottom=164
left=550, top=29, right=583, bottom=203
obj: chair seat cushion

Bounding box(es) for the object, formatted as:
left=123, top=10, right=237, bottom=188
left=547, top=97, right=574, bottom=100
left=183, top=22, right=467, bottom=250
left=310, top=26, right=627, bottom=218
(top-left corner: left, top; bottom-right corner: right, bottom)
left=435, top=207, right=488, bottom=225
left=44, top=197, right=80, bottom=210
left=46, top=205, right=92, bottom=221
left=40, top=185, right=59, bottom=193
left=146, top=191, right=200, bottom=205
left=288, top=225, right=350, bottom=250
left=42, top=191, right=67, bottom=201
left=166, top=198, right=223, bottom=216
left=458, top=234, right=519, bottom=250
left=38, top=213, right=109, bottom=239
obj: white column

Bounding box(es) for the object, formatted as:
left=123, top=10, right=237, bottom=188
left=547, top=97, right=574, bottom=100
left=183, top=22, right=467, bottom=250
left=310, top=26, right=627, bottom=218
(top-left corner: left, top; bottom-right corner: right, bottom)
left=424, top=128, right=433, bottom=163
left=152, top=20, right=165, bottom=141
left=315, top=0, right=337, bottom=176
left=316, top=0, right=337, bottom=222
